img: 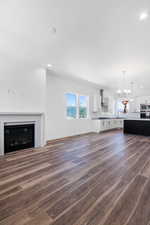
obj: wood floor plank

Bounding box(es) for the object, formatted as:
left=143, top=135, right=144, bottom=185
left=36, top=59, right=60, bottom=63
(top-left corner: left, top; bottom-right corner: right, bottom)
left=141, top=159, right=150, bottom=178
left=125, top=178, right=150, bottom=225
left=47, top=147, right=150, bottom=225
left=0, top=163, right=51, bottom=184
left=34, top=142, right=144, bottom=217
left=0, top=210, right=30, bottom=225
left=0, top=130, right=150, bottom=225
left=46, top=149, right=144, bottom=219
left=72, top=153, right=149, bottom=225
left=102, top=175, right=147, bottom=225
left=24, top=211, right=53, bottom=225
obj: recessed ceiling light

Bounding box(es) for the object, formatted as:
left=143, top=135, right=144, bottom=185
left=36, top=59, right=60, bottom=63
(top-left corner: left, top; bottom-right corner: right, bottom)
left=47, top=64, right=52, bottom=68
left=139, top=12, right=149, bottom=21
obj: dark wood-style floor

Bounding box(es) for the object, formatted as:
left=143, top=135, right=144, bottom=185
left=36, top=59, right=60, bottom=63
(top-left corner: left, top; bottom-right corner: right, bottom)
left=0, top=130, right=150, bottom=225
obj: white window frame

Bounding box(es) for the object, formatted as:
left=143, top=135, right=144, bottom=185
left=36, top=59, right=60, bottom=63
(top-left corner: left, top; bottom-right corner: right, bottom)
left=65, top=93, right=89, bottom=119
left=116, top=99, right=130, bottom=114
left=65, top=92, right=78, bottom=119
left=78, top=95, right=89, bottom=119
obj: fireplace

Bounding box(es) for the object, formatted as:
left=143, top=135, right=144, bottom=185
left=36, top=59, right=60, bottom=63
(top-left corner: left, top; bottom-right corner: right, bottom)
left=0, top=112, right=44, bottom=156
left=4, top=124, right=35, bottom=153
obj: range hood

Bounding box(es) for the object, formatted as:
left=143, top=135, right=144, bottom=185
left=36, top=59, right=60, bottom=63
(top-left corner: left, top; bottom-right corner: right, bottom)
left=100, top=89, right=104, bottom=107
left=100, top=89, right=109, bottom=113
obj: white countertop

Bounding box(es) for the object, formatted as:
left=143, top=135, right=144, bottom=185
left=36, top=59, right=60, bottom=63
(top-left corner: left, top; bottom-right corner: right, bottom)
left=124, top=118, right=150, bottom=121
left=92, top=117, right=124, bottom=120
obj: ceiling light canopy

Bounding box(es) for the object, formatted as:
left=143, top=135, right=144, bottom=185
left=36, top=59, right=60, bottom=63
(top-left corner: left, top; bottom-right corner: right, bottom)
left=49, top=26, right=57, bottom=34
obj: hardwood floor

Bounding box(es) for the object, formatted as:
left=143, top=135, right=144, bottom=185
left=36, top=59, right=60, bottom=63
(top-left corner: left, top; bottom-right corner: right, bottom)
left=0, top=130, right=150, bottom=225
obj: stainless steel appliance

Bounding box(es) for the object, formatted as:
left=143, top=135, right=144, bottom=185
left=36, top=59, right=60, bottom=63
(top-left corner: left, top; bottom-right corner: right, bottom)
left=140, top=104, right=150, bottom=119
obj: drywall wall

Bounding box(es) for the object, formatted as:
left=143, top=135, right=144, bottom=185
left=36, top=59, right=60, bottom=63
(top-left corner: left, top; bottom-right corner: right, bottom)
left=129, top=96, right=150, bottom=112
left=46, top=72, right=97, bottom=140
left=46, top=71, right=114, bottom=140
left=0, top=65, right=115, bottom=141
left=0, top=68, right=46, bottom=112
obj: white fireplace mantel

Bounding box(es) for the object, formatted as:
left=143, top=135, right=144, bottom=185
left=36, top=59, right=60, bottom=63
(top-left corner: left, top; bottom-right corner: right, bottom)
left=0, top=112, right=45, bottom=155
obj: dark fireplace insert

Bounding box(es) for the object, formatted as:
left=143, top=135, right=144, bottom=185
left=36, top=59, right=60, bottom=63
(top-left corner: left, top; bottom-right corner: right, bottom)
left=4, top=124, right=35, bottom=154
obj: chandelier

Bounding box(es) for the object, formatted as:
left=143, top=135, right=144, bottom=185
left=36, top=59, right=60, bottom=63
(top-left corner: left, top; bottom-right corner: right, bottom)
left=116, top=71, right=134, bottom=113
left=116, top=70, right=132, bottom=99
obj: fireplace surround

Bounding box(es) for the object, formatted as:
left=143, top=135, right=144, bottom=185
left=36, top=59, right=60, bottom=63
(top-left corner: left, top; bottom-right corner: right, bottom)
left=0, top=112, right=45, bottom=155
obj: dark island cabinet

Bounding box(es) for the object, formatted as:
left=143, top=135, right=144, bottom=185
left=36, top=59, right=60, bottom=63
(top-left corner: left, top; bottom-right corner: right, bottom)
left=124, top=120, right=150, bottom=136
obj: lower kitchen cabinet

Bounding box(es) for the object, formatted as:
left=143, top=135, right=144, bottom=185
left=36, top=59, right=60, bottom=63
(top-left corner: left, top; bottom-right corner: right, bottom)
left=93, top=119, right=123, bottom=133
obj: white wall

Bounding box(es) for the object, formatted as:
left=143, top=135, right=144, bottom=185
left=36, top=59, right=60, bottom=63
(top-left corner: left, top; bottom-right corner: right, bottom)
left=0, top=66, right=115, bottom=141
left=0, top=68, right=46, bottom=112
left=46, top=72, right=102, bottom=140
left=130, top=96, right=150, bottom=112
left=46, top=72, right=115, bottom=140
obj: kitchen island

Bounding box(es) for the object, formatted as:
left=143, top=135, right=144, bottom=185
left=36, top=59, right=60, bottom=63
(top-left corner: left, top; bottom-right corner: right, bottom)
left=124, top=119, right=150, bottom=136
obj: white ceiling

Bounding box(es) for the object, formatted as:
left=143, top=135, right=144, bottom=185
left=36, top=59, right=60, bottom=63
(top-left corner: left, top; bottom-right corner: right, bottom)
left=0, top=0, right=150, bottom=94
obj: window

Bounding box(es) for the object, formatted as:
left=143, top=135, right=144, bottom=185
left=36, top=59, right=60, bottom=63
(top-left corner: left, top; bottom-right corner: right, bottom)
left=79, top=95, right=88, bottom=118
left=65, top=93, right=89, bottom=119
left=116, top=100, right=124, bottom=113
left=116, top=100, right=129, bottom=113
left=66, top=93, right=77, bottom=119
